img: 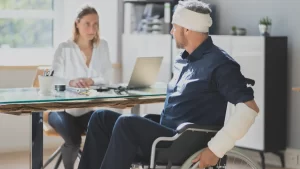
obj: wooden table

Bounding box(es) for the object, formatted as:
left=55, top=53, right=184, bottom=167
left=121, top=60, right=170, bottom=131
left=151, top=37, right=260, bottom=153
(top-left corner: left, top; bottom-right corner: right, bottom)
left=0, top=86, right=166, bottom=169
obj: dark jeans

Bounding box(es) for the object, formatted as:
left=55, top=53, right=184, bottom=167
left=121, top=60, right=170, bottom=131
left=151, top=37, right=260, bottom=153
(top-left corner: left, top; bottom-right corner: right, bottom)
left=78, top=110, right=176, bottom=169
left=48, top=111, right=93, bottom=169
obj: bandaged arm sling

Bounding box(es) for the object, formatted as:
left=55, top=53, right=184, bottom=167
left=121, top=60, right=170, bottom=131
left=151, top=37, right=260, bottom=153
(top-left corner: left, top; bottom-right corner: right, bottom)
left=208, top=103, right=258, bottom=158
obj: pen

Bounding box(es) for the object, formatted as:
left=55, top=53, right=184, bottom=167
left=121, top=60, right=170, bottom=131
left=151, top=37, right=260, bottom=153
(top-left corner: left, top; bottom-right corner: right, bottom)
left=50, top=70, right=54, bottom=76
left=43, top=70, right=48, bottom=76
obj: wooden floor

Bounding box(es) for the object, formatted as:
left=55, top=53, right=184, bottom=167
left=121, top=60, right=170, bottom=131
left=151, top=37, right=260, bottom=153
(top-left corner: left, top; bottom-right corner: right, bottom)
left=0, top=149, right=287, bottom=169
left=0, top=149, right=78, bottom=169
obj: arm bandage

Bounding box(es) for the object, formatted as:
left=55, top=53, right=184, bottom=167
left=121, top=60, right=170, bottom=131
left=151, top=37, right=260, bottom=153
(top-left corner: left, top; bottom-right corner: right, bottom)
left=172, top=4, right=213, bottom=33
left=208, top=103, right=258, bottom=158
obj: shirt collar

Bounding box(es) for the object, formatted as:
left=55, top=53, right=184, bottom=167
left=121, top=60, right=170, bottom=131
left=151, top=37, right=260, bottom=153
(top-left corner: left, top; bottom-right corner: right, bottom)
left=181, top=36, right=214, bottom=62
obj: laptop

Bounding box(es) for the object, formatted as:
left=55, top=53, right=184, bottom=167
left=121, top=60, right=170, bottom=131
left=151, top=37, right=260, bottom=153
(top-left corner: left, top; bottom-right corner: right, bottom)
left=125, top=56, right=163, bottom=89
left=92, top=56, right=163, bottom=91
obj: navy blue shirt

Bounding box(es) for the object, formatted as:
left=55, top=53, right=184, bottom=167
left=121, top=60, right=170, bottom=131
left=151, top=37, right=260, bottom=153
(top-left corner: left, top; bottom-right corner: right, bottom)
left=160, top=36, right=254, bottom=130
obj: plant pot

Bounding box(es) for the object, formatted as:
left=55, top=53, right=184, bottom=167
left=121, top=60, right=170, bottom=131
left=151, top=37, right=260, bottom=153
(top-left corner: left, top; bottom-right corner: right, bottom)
left=230, top=29, right=237, bottom=35
left=259, top=24, right=271, bottom=36
left=236, top=28, right=247, bottom=36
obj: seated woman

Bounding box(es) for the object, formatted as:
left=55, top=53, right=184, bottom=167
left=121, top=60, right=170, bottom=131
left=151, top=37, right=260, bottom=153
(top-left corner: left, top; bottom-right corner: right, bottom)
left=49, top=5, right=112, bottom=169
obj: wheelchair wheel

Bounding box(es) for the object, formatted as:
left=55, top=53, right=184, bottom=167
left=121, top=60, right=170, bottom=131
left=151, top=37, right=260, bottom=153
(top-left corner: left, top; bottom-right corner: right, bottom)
left=180, top=147, right=261, bottom=169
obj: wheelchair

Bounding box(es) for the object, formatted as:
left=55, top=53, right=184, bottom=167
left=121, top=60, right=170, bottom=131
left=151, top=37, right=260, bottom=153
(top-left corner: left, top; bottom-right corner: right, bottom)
left=131, top=78, right=260, bottom=169
left=131, top=114, right=261, bottom=169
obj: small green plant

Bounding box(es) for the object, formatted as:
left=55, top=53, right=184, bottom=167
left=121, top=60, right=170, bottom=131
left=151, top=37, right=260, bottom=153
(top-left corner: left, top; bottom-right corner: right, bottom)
left=232, top=26, right=237, bottom=31
left=230, top=26, right=237, bottom=35
left=259, top=17, right=272, bottom=26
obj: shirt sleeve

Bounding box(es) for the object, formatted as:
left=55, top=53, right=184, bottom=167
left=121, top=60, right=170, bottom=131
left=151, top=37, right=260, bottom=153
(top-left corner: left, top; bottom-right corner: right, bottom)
left=52, top=43, right=71, bottom=85
left=91, top=40, right=113, bottom=86
left=213, top=62, right=254, bottom=104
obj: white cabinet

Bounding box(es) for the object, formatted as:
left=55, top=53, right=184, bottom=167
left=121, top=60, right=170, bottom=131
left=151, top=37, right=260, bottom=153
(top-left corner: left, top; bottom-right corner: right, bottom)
left=210, top=36, right=265, bottom=150
left=231, top=37, right=265, bottom=150
left=213, top=36, right=287, bottom=152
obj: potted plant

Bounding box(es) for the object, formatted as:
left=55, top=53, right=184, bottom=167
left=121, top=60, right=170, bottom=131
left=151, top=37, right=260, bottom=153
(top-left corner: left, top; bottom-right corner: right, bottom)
left=230, top=26, right=237, bottom=35
left=259, top=17, right=272, bottom=36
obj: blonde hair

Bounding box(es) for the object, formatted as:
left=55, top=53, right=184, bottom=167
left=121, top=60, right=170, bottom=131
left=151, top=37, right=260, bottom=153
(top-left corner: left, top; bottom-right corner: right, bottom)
left=72, top=5, right=100, bottom=45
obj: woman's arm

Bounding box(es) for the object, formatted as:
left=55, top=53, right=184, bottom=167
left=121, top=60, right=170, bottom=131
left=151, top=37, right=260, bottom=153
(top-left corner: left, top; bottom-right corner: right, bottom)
left=91, top=40, right=113, bottom=86
left=52, top=43, right=71, bottom=85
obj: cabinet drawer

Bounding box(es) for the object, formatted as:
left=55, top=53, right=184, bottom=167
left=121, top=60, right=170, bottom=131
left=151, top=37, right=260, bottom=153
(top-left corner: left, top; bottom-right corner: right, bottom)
left=232, top=37, right=265, bottom=57
left=211, top=35, right=232, bottom=55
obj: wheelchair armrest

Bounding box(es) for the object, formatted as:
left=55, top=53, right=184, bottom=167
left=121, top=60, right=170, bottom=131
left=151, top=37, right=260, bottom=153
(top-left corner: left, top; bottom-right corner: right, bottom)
left=150, top=123, right=222, bottom=166
left=143, top=114, right=161, bottom=123
left=176, top=122, right=222, bottom=133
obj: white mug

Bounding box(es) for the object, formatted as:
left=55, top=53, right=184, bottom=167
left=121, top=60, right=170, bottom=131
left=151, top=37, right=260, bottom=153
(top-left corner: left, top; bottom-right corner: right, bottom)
left=38, top=75, right=53, bottom=96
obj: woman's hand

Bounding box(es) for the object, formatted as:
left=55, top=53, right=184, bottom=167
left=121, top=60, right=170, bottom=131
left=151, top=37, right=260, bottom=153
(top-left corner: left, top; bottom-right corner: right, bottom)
left=69, top=78, right=94, bottom=88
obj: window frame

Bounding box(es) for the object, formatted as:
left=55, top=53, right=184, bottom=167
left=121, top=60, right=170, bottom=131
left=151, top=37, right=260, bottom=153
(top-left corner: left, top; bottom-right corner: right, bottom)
left=0, top=0, right=63, bottom=66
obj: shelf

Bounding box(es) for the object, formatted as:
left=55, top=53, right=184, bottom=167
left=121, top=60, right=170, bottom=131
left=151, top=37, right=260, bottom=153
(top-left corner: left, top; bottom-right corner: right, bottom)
left=123, top=0, right=173, bottom=4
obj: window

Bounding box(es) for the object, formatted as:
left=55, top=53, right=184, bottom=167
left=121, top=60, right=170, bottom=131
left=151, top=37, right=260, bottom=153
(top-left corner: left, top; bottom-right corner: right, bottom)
left=0, top=0, right=62, bottom=66
left=0, top=18, right=53, bottom=48
left=0, top=0, right=53, bottom=10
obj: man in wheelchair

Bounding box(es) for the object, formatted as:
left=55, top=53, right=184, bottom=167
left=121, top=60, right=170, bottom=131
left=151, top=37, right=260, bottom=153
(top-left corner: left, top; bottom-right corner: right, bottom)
left=78, top=1, right=259, bottom=169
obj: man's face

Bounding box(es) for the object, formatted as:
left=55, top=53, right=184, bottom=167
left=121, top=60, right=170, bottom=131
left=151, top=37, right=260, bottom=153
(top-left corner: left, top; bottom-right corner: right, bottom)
left=170, top=24, right=187, bottom=49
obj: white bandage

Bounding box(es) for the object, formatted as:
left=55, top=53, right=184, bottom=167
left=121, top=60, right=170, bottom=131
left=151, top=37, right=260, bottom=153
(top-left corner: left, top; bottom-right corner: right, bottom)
left=208, top=103, right=258, bottom=158
left=172, top=4, right=213, bottom=33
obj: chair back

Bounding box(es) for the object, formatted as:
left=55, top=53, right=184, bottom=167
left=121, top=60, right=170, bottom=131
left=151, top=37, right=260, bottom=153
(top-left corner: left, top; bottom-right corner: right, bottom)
left=32, top=66, right=59, bottom=136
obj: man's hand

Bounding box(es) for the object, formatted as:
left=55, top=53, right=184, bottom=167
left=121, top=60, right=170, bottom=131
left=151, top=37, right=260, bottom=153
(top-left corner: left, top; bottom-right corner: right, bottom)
left=69, top=78, right=94, bottom=88
left=244, top=100, right=259, bottom=113
left=192, top=147, right=219, bottom=169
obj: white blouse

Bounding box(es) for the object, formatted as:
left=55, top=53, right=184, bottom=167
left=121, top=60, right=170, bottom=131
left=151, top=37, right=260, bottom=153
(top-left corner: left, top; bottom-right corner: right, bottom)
left=52, top=38, right=112, bottom=116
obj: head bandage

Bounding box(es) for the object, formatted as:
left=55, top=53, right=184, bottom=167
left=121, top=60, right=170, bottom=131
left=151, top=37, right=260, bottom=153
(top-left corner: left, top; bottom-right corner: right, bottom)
left=172, top=5, right=213, bottom=33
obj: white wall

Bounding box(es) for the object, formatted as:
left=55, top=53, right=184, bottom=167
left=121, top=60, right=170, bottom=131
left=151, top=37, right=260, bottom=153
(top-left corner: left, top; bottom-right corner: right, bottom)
left=0, top=0, right=121, bottom=153
left=62, top=0, right=120, bottom=63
